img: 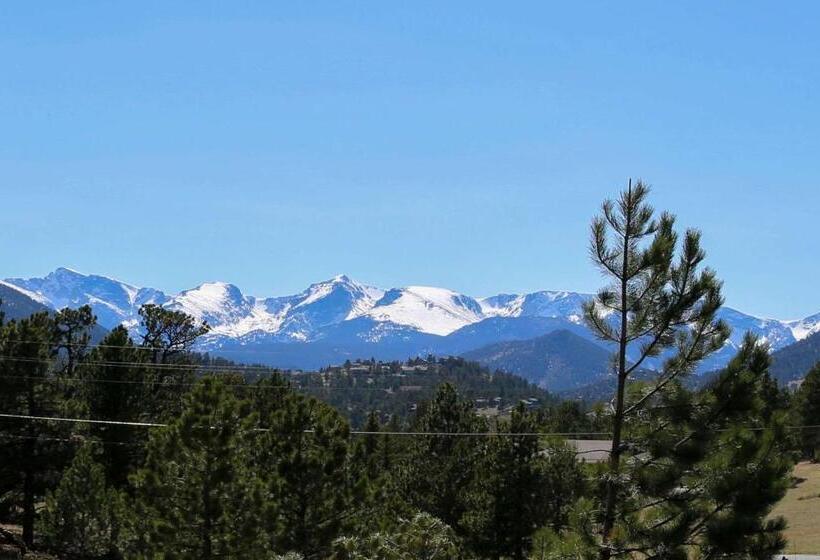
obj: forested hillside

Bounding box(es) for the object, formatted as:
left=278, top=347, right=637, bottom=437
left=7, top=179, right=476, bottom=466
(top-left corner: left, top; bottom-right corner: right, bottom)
left=462, top=329, right=613, bottom=391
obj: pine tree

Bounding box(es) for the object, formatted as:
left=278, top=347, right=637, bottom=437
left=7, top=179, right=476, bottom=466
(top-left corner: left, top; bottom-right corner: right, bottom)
left=83, top=326, right=150, bottom=486
left=129, top=377, right=269, bottom=559
left=462, top=403, right=585, bottom=560
left=50, top=306, right=97, bottom=420
left=137, top=304, right=210, bottom=417
left=138, top=304, right=210, bottom=365
left=0, top=312, right=61, bottom=547
left=580, top=181, right=791, bottom=559
left=696, top=338, right=793, bottom=558
left=255, top=393, right=354, bottom=557
left=51, top=305, right=96, bottom=378
left=330, top=513, right=463, bottom=560
left=39, top=442, right=125, bottom=558
left=796, top=362, right=820, bottom=459
left=400, top=383, right=487, bottom=536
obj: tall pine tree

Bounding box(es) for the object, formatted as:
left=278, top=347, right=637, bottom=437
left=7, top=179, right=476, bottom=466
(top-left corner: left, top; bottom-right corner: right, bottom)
left=0, top=312, right=62, bottom=547
left=254, top=393, right=355, bottom=557
left=796, top=362, right=820, bottom=460
left=129, top=377, right=269, bottom=559
left=580, top=180, right=791, bottom=559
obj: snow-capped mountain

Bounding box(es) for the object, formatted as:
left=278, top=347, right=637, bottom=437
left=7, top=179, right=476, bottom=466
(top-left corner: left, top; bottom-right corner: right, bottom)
left=785, top=312, right=820, bottom=342
left=364, top=286, right=484, bottom=336
left=3, top=268, right=818, bottom=374
left=4, top=268, right=169, bottom=329
left=480, top=291, right=589, bottom=324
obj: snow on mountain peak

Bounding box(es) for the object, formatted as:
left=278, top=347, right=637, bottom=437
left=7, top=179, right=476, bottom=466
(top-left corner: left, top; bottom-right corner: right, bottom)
left=0, top=280, right=52, bottom=306
left=479, top=290, right=591, bottom=322
left=3, top=267, right=167, bottom=327
left=167, top=282, right=251, bottom=320
left=364, top=286, right=484, bottom=336
left=4, top=268, right=819, bottom=362
left=787, top=312, right=820, bottom=341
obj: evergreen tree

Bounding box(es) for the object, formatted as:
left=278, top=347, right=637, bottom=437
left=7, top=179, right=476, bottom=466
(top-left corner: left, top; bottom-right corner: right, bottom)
left=83, top=326, right=150, bottom=487
left=129, top=377, right=269, bottom=559
left=400, top=383, right=487, bottom=536
left=579, top=181, right=792, bottom=559
left=51, top=305, right=96, bottom=378
left=255, top=393, right=354, bottom=557
left=137, top=304, right=209, bottom=417
left=330, top=513, right=463, bottom=560
left=583, top=180, right=728, bottom=559
left=0, top=312, right=61, bottom=547
left=249, top=371, right=291, bottom=429
left=50, top=306, right=96, bottom=421
left=350, top=411, right=383, bottom=483
left=462, top=403, right=585, bottom=560
left=138, top=304, right=210, bottom=365
left=796, top=362, right=820, bottom=460
left=39, top=442, right=125, bottom=558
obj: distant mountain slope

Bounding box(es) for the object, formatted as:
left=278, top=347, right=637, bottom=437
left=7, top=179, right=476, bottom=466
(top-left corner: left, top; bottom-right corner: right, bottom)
left=769, top=330, right=820, bottom=385
left=462, top=329, right=614, bottom=392
left=0, top=281, right=108, bottom=342
left=0, top=281, right=52, bottom=321
left=4, top=267, right=818, bottom=378
left=5, top=267, right=168, bottom=328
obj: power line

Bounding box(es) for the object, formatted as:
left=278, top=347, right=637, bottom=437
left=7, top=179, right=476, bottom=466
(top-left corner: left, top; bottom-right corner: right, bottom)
left=3, top=336, right=438, bottom=360
left=0, top=355, right=449, bottom=379
left=3, top=412, right=819, bottom=438
left=0, top=412, right=610, bottom=437
left=0, top=413, right=164, bottom=428
left=0, top=372, right=408, bottom=392
left=0, top=356, right=549, bottom=395
left=0, top=355, right=290, bottom=373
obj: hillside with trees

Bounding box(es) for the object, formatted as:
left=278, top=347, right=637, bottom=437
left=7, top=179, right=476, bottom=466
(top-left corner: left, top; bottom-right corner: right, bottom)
left=0, top=184, right=811, bottom=559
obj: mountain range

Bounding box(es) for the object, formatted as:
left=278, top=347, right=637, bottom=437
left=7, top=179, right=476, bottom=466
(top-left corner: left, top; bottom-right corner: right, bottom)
left=2, top=267, right=819, bottom=391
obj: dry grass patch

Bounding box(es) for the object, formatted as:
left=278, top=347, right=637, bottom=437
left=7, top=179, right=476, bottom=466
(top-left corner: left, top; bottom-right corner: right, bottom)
left=771, top=461, right=820, bottom=555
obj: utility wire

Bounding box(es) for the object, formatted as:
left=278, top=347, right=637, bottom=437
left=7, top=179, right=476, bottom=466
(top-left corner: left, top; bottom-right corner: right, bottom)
left=0, top=355, right=441, bottom=377
left=3, top=412, right=820, bottom=438
left=0, top=355, right=293, bottom=373
left=0, top=372, right=408, bottom=392
left=2, top=337, right=441, bottom=359
left=0, top=412, right=611, bottom=437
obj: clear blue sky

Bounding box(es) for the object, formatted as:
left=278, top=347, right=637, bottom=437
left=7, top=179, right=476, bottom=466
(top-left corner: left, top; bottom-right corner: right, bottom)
left=1, top=2, right=818, bottom=319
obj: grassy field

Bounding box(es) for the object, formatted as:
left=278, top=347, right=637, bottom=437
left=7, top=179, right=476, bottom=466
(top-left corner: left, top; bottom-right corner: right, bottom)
left=771, top=461, right=820, bottom=555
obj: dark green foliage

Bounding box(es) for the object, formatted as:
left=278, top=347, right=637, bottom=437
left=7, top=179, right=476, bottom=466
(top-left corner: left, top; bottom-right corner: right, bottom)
left=138, top=303, right=210, bottom=364
left=400, top=383, right=488, bottom=534
left=462, top=403, right=585, bottom=560
left=83, top=326, right=150, bottom=486
left=536, top=400, right=610, bottom=436
left=330, top=513, right=463, bottom=559
left=138, top=304, right=210, bottom=417
left=129, top=377, right=269, bottom=559
left=796, top=362, right=820, bottom=459
left=255, top=393, right=355, bottom=557
left=0, top=312, right=64, bottom=547
left=306, top=356, right=555, bottom=428
left=581, top=181, right=790, bottom=559
left=38, top=442, right=125, bottom=558
left=600, top=336, right=794, bottom=559
left=51, top=306, right=95, bottom=377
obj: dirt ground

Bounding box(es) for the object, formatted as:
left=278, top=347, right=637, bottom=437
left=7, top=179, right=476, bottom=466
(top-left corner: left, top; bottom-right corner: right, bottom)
left=771, top=461, right=820, bottom=555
